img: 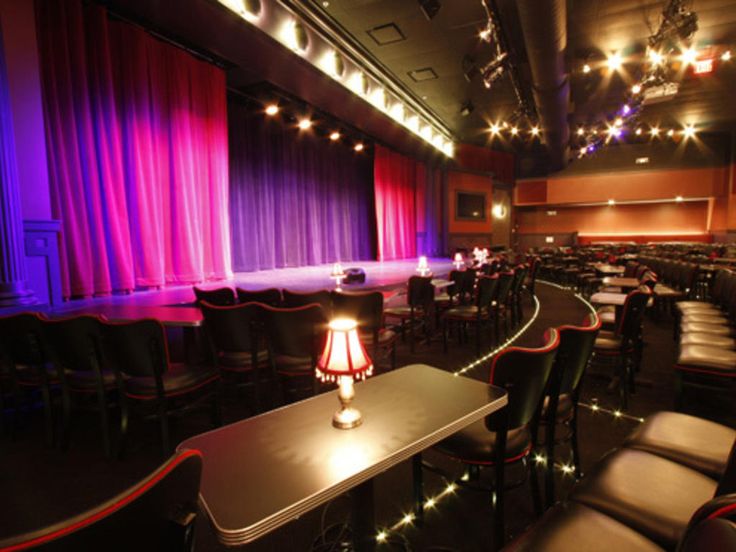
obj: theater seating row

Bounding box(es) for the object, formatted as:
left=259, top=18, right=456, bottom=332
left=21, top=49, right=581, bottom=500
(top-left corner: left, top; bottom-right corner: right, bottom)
left=506, top=411, right=736, bottom=551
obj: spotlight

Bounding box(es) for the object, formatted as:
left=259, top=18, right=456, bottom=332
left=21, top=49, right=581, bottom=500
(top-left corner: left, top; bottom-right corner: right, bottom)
left=608, top=199, right=616, bottom=206
left=648, top=49, right=664, bottom=66
left=390, top=103, right=405, bottom=122
left=650, top=126, right=660, bottom=137
left=530, top=126, right=540, bottom=137
left=682, top=124, right=696, bottom=138
left=577, top=127, right=585, bottom=136
left=489, top=123, right=501, bottom=136
left=329, top=131, right=341, bottom=141
left=622, top=104, right=631, bottom=115
left=579, top=146, right=587, bottom=155
left=632, top=84, right=642, bottom=94
left=723, top=50, right=732, bottom=61
left=582, top=63, right=591, bottom=73
left=479, top=26, right=491, bottom=42
left=680, top=47, right=698, bottom=65
left=510, top=127, right=519, bottom=136
left=265, top=104, right=279, bottom=116
left=614, top=117, right=623, bottom=127
left=354, top=142, right=365, bottom=152
left=481, top=53, right=508, bottom=89
left=460, top=100, right=474, bottom=117
left=635, top=128, right=642, bottom=135
left=607, top=51, right=622, bottom=70
left=667, top=129, right=675, bottom=137
left=298, top=118, right=312, bottom=130
left=287, top=20, right=309, bottom=52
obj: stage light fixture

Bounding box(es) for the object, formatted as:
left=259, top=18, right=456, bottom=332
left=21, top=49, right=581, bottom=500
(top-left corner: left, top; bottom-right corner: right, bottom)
left=682, top=124, right=696, bottom=138
left=265, top=104, right=279, bottom=116
left=607, top=51, right=622, bottom=70
left=680, top=47, right=698, bottom=65
left=354, top=142, right=365, bottom=152
left=648, top=49, right=664, bottom=66
left=579, top=146, right=587, bottom=155
left=298, top=118, right=312, bottom=130
left=481, top=53, right=507, bottom=89
left=329, top=131, right=341, bottom=141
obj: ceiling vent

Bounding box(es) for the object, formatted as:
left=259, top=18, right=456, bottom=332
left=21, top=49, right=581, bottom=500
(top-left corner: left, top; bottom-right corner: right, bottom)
left=367, top=23, right=406, bottom=46
left=408, top=67, right=438, bottom=82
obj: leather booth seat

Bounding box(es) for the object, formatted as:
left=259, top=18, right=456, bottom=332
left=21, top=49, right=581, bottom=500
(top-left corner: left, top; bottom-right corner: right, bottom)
left=679, top=333, right=736, bottom=349
left=569, top=448, right=718, bottom=547
left=679, top=322, right=734, bottom=336
left=677, top=345, right=736, bottom=374
left=624, top=411, right=736, bottom=479
left=676, top=301, right=721, bottom=313
left=680, top=313, right=730, bottom=324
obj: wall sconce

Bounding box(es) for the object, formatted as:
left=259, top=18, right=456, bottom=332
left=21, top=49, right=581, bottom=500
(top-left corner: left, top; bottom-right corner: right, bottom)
left=492, top=203, right=507, bottom=219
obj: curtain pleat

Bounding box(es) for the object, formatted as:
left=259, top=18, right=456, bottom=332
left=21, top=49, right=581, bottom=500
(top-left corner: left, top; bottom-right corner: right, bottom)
left=374, top=145, right=417, bottom=261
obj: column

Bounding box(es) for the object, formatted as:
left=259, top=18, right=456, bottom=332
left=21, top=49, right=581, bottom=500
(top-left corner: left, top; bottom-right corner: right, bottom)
left=0, top=21, right=33, bottom=306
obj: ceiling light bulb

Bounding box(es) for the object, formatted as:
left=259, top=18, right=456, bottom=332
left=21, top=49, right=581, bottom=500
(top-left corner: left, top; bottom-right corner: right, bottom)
left=622, top=104, right=631, bottom=115
left=579, top=146, right=587, bottom=155
left=577, top=127, right=584, bottom=136
left=582, top=63, right=591, bottom=73
left=648, top=49, right=664, bottom=66
left=265, top=104, right=279, bottom=116
left=489, top=123, right=501, bottom=135
left=530, top=126, right=540, bottom=136
left=607, top=51, right=622, bottom=70
left=614, top=117, right=623, bottom=127
left=354, top=142, right=364, bottom=152
left=635, top=128, right=642, bottom=135
left=298, top=118, right=312, bottom=130
left=682, top=124, right=696, bottom=138
left=676, top=195, right=684, bottom=202
left=667, top=129, right=675, bottom=137
left=722, top=50, right=732, bottom=61
left=479, top=28, right=491, bottom=41
left=608, top=199, right=615, bottom=206
left=510, top=127, right=518, bottom=135
left=681, top=47, right=698, bottom=65
left=329, top=131, right=341, bottom=141
left=650, top=126, right=660, bottom=137
left=632, top=84, right=642, bottom=94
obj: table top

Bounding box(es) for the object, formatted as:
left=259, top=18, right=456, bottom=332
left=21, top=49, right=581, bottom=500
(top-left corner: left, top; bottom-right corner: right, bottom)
left=602, top=277, right=640, bottom=288
left=55, top=304, right=204, bottom=327
left=178, top=364, right=507, bottom=546
left=431, top=279, right=455, bottom=289
left=591, top=263, right=625, bottom=275
left=590, top=292, right=627, bottom=306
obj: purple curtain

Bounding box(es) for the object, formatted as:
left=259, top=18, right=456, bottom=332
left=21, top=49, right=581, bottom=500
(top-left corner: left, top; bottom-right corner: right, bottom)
left=228, top=100, right=375, bottom=272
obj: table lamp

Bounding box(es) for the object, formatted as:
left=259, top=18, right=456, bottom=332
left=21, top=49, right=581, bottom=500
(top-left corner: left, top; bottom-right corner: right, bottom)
left=417, top=255, right=430, bottom=277
left=317, top=318, right=373, bottom=429
left=330, top=262, right=346, bottom=291
left=453, top=252, right=464, bottom=270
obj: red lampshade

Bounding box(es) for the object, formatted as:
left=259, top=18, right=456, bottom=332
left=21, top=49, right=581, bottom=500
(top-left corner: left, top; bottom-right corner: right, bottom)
left=317, top=318, right=373, bottom=382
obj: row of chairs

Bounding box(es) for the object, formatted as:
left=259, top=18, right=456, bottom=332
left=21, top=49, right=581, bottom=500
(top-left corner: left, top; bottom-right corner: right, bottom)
left=421, top=313, right=602, bottom=549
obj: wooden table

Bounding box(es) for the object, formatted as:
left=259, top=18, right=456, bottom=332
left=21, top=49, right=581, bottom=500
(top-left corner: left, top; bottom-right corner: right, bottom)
left=591, top=263, right=624, bottom=275
left=590, top=292, right=627, bottom=306
left=178, top=364, right=507, bottom=549
left=602, top=277, right=640, bottom=289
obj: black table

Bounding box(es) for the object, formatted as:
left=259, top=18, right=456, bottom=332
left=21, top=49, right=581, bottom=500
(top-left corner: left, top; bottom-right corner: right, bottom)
left=178, top=364, right=507, bottom=549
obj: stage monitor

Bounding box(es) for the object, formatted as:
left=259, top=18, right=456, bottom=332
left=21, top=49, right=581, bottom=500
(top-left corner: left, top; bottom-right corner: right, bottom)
left=455, top=191, right=486, bottom=221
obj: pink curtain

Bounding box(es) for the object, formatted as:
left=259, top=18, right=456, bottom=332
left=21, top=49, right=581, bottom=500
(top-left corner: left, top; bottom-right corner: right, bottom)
left=36, top=0, right=231, bottom=298
left=373, top=145, right=417, bottom=261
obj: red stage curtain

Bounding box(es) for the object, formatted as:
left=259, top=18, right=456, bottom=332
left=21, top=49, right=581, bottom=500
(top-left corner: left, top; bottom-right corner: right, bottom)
left=36, top=0, right=231, bottom=297
left=374, top=145, right=417, bottom=261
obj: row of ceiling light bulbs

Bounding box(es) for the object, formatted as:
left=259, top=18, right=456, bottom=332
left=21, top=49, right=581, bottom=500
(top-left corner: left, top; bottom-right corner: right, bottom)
left=485, top=121, right=696, bottom=140
left=262, top=102, right=366, bottom=152
left=217, top=0, right=454, bottom=157
left=584, top=46, right=731, bottom=74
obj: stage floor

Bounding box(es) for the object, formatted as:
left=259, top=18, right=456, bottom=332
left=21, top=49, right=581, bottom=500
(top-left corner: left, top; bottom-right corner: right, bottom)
left=41, top=257, right=453, bottom=314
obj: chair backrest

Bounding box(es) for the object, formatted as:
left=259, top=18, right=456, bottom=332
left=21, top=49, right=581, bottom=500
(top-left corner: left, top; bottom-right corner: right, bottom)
left=623, top=261, right=639, bottom=278
left=331, top=291, right=384, bottom=334
left=512, top=265, right=529, bottom=295
left=679, top=518, right=736, bottom=552
left=192, top=286, right=235, bottom=306
left=0, top=449, right=202, bottom=551
left=486, top=329, right=559, bottom=431
left=476, top=275, right=499, bottom=310
left=262, top=304, right=327, bottom=359
left=102, top=319, right=169, bottom=379
left=407, top=276, right=435, bottom=308
left=282, top=289, right=332, bottom=313
left=550, top=313, right=601, bottom=398
left=447, top=270, right=464, bottom=297
left=200, top=301, right=263, bottom=355
left=458, top=269, right=477, bottom=303
left=236, top=287, right=282, bottom=307
left=616, top=287, right=651, bottom=339
left=685, top=489, right=736, bottom=535
left=494, top=271, right=516, bottom=304
left=0, top=312, right=48, bottom=366
left=43, top=315, right=104, bottom=374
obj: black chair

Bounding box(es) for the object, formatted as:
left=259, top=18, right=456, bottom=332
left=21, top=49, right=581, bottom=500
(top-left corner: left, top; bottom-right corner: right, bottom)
left=457, top=268, right=478, bottom=305
left=102, top=319, right=221, bottom=455
left=434, top=269, right=464, bottom=323
left=261, top=303, right=327, bottom=403
left=236, top=287, right=282, bottom=306
left=0, top=449, right=202, bottom=551
left=538, top=313, right=601, bottom=506
left=192, top=286, right=235, bottom=306
left=492, top=270, right=516, bottom=339
left=331, top=290, right=397, bottom=371
left=43, top=315, right=119, bottom=457
left=429, top=329, right=560, bottom=548
left=0, top=312, right=59, bottom=446
left=282, top=289, right=332, bottom=314
left=200, top=301, right=270, bottom=413
left=442, top=275, right=499, bottom=356
left=384, top=276, right=435, bottom=353
left=510, top=264, right=529, bottom=324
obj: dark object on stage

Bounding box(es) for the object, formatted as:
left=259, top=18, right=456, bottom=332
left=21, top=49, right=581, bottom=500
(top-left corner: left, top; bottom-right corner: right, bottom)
left=344, top=268, right=366, bottom=284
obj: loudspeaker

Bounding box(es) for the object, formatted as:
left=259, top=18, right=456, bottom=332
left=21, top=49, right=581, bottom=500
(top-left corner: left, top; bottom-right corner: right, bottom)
left=344, top=267, right=366, bottom=284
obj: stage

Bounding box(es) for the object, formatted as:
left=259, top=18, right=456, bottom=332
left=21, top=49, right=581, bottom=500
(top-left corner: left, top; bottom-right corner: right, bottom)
left=35, top=257, right=454, bottom=315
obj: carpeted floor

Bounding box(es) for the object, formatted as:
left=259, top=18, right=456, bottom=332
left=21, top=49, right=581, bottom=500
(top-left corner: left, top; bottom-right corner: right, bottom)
left=1, top=281, right=733, bottom=551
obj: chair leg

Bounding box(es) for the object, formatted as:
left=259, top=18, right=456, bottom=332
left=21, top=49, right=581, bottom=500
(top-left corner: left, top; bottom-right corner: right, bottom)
left=95, top=387, right=112, bottom=459
left=674, top=370, right=684, bottom=411
left=40, top=384, right=54, bottom=448
left=493, top=448, right=507, bottom=550
left=159, top=406, right=171, bottom=456
left=528, top=456, right=543, bottom=517
left=412, top=453, right=424, bottom=526
left=570, top=415, right=582, bottom=480
left=545, top=420, right=557, bottom=508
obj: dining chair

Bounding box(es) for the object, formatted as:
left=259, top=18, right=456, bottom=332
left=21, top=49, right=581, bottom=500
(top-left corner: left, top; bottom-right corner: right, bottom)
left=192, top=286, right=236, bottom=306
left=442, top=275, right=498, bottom=356
left=236, top=287, right=282, bottom=307
left=282, top=289, right=332, bottom=315
left=384, top=276, right=435, bottom=353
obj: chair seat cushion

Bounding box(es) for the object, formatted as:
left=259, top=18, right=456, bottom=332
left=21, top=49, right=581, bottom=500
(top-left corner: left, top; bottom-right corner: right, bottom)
left=434, top=293, right=452, bottom=303
left=443, top=305, right=483, bottom=320
left=679, top=322, right=734, bottom=336
left=505, top=502, right=664, bottom=552
left=594, top=330, right=622, bottom=351
left=679, top=333, right=736, bottom=349
left=384, top=306, right=424, bottom=318
left=360, top=329, right=398, bottom=346
left=600, top=286, right=622, bottom=294
left=676, top=301, right=719, bottom=312
left=66, top=369, right=117, bottom=391
left=681, top=313, right=729, bottom=324
left=569, top=448, right=718, bottom=547
left=676, top=345, right=736, bottom=374
left=599, top=310, right=616, bottom=325
left=125, top=363, right=219, bottom=399
left=624, top=411, right=736, bottom=479
left=218, top=349, right=269, bottom=371
left=14, top=363, right=59, bottom=386
left=433, top=421, right=531, bottom=465
left=541, top=393, right=573, bottom=422
left=655, top=285, right=685, bottom=298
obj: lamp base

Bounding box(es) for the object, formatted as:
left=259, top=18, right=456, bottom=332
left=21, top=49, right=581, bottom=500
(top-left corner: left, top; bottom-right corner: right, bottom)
left=332, top=406, right=362, bottom=429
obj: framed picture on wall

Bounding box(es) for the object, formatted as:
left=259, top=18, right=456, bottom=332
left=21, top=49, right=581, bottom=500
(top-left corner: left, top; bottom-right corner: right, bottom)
left=455, top=190, right=487, bottom=221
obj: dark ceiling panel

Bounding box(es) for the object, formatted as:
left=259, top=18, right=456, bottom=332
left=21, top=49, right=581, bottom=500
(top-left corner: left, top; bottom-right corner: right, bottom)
left=366, top=23, right=406, bottom=45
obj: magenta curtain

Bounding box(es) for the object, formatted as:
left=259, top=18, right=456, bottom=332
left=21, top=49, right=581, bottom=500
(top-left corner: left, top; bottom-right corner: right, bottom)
left=36, top=0, right=231, bottom=298
left=374, top=145, right=417, bottom=261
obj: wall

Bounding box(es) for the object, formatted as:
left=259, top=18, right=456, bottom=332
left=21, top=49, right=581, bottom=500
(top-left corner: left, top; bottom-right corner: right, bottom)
left=447, top=170, right=493, bottom=252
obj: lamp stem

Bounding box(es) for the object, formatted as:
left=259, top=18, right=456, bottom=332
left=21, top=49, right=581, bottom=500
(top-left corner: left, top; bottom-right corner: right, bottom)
left=333, top=376, right=362, bottom=429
